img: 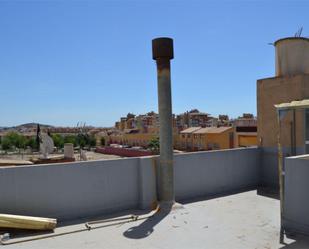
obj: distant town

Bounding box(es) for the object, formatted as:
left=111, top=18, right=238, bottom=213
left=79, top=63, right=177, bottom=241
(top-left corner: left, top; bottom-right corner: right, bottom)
left=110, top=109, right=257, bottom=152
left=0, top=109, right=257, bottom=164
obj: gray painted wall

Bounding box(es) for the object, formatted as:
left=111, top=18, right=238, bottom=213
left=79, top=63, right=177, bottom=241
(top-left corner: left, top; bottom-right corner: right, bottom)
left=174, top=147, right=260, bottom=200
left=284, top=155, right=309, bottom=236
left=260, top=147, right=305, bottom=191
left=0, top=147, right=260, bottom=221
left=0, top=158, right=146, bottom=221
left=260, top=147, right=279, bottom=190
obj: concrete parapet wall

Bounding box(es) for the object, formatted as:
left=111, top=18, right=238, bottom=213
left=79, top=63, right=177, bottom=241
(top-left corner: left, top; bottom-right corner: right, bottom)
left=174, top=147, right=260, bottom=200
left=0, top=158, right=146, bottom=221
left=260, top=147, right=305, bottom=191
left=284, top=155, right=309, bottom=236
left=0, top=147, right=260, bottom=221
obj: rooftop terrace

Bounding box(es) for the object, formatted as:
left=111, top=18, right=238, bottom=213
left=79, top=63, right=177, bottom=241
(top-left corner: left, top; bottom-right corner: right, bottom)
left=3, top=191, right=309, bottom=249
left=1, top=147, right=309, bottom=248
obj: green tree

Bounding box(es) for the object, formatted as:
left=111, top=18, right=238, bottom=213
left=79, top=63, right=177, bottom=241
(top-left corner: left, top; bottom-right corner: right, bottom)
left=89, top=135, right=97, bottom=147
left=25, top=137, right=38, bottom=150
left=52, top=134, right=64, bottom=149
left=76, top=134, right=87, bottom=148
left=17, top=135, right=27, bottom=149
left=1, top=132, right=26, bottom=150
left=6, top=132, right=20, bottom=148
left=148, top=137, right=160, bottom=154
left=1, top=137, right=11, bottom=150
left=64, top=135, right=77, bottom=147
left=76, top=134, right=96, bottom=149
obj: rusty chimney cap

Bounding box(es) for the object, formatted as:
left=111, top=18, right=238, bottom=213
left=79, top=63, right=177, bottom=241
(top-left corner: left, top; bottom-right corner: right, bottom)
left=152, top=37, right=174, bottom=60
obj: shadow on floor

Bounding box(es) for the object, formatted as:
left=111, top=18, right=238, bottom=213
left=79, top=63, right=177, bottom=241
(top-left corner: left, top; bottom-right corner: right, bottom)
left=58, top=208, right=152, bottom=227
left=178, top=187, right=257, bottom=205
left=257, top=186, right=280, bottom=200
left=0, top=209, right=152, bottom=240
left=0, top=227, right=54, bottom=240
left=123, top=205, right=171, bottom=239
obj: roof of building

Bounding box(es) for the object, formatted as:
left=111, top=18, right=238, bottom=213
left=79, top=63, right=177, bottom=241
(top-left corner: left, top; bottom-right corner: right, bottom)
left=4, top=190, right=304, bottom=249
left=192, top=126, right=233, bottom=134
left=180, top=127, right=202, bottom=134
left=180, top=126, right=233, bottom=134
left=188, top=112, right=209, bottom=116
left=191, top=127, right=212, bottom=134
left=275, top=99, right=309, bottom=111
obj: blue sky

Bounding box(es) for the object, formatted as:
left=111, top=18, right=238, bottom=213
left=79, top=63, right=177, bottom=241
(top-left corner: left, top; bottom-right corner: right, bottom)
left=0, top=0, right=308, bottom=127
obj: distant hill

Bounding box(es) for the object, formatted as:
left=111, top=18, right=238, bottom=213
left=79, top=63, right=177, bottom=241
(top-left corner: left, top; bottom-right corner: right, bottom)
left=0, top=123, right=54, bottom=131
left=15, top=123, right=54, bottom=129
left=0, top=123, right=107, bottom=131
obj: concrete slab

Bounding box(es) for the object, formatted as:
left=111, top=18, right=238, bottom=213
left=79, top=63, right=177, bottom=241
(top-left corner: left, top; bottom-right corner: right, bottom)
left=3, top=191, right=309, bottom=249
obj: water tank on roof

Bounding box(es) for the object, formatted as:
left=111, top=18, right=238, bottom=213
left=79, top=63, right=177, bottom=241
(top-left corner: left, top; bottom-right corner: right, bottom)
left=275, top=37, right=309, bottom=76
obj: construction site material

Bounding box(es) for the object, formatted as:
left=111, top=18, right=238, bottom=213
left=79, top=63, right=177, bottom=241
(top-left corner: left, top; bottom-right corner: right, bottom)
left=0, top=214, right=57, bottom=231
left=0, top=159, right=33, bottom=167
left=0, top=210, right=156, bottom=245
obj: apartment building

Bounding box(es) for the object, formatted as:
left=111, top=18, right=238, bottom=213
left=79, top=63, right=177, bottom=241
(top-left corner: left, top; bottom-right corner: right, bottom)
left=176, top=109, right=211, bottom=130
left=176, top=126, right=234, bottom=151
left=233, top=114, right=258, bottom=147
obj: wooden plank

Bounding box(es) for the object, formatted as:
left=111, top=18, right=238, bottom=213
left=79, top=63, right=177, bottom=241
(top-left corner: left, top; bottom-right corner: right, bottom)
left=0, top=214, right=57, bottom=230
left=0, top=160, right=33, bottom=166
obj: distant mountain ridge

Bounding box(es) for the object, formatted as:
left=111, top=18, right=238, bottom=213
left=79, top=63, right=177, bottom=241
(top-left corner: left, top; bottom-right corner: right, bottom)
left=15, top=123, right=54, bottom=129
left=0, top=123, right=54, bottom=131
left=0, top=123, right=107, bottom=131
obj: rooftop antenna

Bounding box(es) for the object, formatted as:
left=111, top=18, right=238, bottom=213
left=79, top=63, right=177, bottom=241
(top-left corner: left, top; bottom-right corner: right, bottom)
left=294, top=27, right=303, bottom=37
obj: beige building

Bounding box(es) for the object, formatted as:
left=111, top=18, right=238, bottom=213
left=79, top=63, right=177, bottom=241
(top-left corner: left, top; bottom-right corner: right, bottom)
left=176, top=126, right=234, bottom=151
left=175, top=109, right=211, bottom=130
left=177, top=127, right=201, bottom=151
left=233, top=116, right=257, bottom=147
left=257, top=37, right=309, bottom=189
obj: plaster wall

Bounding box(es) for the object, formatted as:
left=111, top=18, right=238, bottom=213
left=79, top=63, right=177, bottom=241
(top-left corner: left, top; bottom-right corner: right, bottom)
left=0, top=148, right=260, bottom=221
left=257, top=74, right=309, bottom=189
left=284, top=155, right=309, bottom=236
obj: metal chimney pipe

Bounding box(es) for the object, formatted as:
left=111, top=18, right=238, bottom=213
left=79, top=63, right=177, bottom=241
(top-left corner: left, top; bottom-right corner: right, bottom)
left=152, top=37, right=174, bottom=204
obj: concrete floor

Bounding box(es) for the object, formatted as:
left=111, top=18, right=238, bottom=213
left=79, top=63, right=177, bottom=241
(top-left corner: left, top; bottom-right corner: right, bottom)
left=3, top=191, right=309, bottom=249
